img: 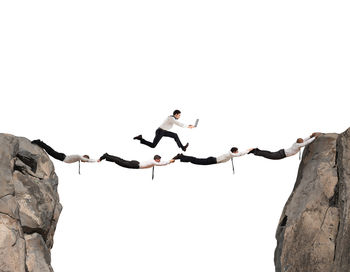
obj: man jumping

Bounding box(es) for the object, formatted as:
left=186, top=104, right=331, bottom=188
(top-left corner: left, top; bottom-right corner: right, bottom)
left=133, top=109, right=194, bottom=151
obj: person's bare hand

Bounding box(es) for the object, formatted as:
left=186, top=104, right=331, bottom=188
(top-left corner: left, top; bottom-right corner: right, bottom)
left=170, top=159, right=175, bottom=163
left=311, top=132, right=321, bottom=138
left=188, top=125, right=194, bottom=128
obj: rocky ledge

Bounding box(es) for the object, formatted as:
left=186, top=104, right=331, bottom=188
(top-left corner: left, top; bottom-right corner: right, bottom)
left=275, top=128, right=350, bottom=272
left=0, top=134, right=62, bottom=272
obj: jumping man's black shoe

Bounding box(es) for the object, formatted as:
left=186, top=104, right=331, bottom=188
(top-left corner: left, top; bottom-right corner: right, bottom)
left=182, top=143, right=189, bottom=152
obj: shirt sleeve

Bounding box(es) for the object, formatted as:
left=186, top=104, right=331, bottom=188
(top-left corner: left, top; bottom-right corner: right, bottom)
left=172, top=117, right=186, bottom=128
left=231, top=149, right=250, bottom=157
left=300, top=137, right=315, bottom=147
left=154, top=160, right=171, bottom=166
left=303, top=136, right=311, bottom=142
left=80, top=156, right=97, bottom=163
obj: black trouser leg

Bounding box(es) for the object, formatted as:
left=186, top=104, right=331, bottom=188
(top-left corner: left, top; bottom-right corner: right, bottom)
left=251, top=148, right=286, bottom=160
left=180, top=155, right=217, bottom=165
left=163, top=130, right=184, bottom=149
left=105, top=154, right=140, bottom=169
left=31, top=140, right=66, bottom=161
left=140, top=128, right=164, bottom=148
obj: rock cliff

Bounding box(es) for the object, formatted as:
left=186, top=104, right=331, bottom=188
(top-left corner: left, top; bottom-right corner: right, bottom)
left=0, top=134, right=62, bottom=272
left=3, top=129, right=350, bottom=272
left=275, top=128, right=350, bottom=272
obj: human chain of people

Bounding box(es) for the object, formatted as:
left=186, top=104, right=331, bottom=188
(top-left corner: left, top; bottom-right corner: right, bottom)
left=30, top=109, right=321, bottom=177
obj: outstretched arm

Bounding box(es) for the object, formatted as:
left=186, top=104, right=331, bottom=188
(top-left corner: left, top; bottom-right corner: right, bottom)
left=80, top=156, right=97, bottom=163
left=172, top=117, right=194, bottom=128
left=303, top=136, right=312, bottom=142
left=155, top=160, right=173, bottom=166
left=300, top=137, right=316, bottom=147
left=173, top=119, right=187, bottom=128
left=231, top=148, right=253, bottom=157
left=303, top=132, right=321, bottom=142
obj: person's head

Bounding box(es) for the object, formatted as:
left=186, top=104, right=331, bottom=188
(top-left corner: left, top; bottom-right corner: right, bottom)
left=82, top=155, right=90, bottom=163
left=154, top=155, right=161, bottom=162
left=231, top=147, right=238, bottom=153
left=173, top=109, right=181, bottom=119
left=296, top=138, right=304, bottom=143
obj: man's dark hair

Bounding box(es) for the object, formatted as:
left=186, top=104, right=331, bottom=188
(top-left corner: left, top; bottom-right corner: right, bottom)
left=231, top=147, right=238, bottom=153
left=173, top=110, right=181, bottom=116
left=154, top=155, right=161, bottom=160
left=83, top=155, right=90, bottom=159
left=296, top=138, right=303, bottom=143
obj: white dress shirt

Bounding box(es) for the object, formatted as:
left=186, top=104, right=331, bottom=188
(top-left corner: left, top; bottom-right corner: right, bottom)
left=139, top=160, right=172, bottom=169
left=284, top=137, right=315, bottom=157
left=63, top=155, right=96, bottom=163
left=216, top=149, right=250, bottom=164
left=159, top=116, right=187, bottom=130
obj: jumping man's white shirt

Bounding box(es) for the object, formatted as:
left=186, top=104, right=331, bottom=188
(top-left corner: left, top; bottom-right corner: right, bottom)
left=216, top=149, right=250, bottom=164
left=63, top=155, right=96, bottom=163
left=139, top=160, right=172, bottom=169
left=159, top=116, right=187, bottom=130
left=284, top=137, right=315, bottom=157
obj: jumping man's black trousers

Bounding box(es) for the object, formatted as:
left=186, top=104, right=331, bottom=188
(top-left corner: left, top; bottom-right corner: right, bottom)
left=140, top=128, right=185, bottom=150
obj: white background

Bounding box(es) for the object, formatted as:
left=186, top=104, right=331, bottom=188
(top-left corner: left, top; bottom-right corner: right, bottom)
left=1, top=1, right=349, bottom=271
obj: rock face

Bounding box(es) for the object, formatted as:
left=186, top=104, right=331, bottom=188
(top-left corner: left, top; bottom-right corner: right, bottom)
left=0, top=134, right=62, bottom=272
left=275, top=128, right=350, bottom=272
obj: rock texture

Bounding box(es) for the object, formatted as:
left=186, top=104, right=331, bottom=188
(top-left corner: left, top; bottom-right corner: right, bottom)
left=0, top=134, right=62, bottom=272
left=275, top=128, right=350, bottom=272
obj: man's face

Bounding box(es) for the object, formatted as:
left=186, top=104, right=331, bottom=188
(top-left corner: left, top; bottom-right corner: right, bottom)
left=174, top=113, right=181, bottom=119
left=155, top=159, right=161, bottom=163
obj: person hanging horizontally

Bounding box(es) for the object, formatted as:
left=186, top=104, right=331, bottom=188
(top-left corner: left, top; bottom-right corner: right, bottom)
left=97, top=153, right=175, bottom=169
left=248, top=132, right=321, bottom=160
left=172, top=147, right=253, bottom=165
left=31, top=139, right=96, bottom=163
left=133, top=109, right=195, bottom=151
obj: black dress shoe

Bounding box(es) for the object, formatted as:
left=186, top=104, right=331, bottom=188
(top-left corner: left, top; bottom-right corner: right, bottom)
left=173, top=153, right=183, bottom=160
left=248, top=148, right=257, bottom=154
left=99, top=153, right=108, bottom=161
left=182, top=143, right=189, bottom=152
left=133, top=135, right=142, bottom=140
left=31, top=139, right=41, bottom=145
